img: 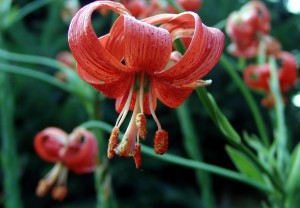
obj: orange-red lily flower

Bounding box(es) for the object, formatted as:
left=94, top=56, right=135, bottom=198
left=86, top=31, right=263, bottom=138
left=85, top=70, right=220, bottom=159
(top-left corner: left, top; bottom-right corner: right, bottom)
left=243, top=51, right=298, bottom=107
left=34, top=127, right=98, bottom=201
left=243, top=51, right=298, bottom=92
left=167, top=0, right=202, bottom=13
left=68, top=1, right=224, bottom=168
left=226, top=0, right=270, bottom=58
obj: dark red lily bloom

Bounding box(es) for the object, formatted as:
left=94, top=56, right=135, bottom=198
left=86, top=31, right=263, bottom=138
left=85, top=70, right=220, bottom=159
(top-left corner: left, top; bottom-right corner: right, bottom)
left=226, top=0, right=270, bottom=58
left=68, top=1, right=224, bottom=168
left=34, top=127, right=98, bottom=201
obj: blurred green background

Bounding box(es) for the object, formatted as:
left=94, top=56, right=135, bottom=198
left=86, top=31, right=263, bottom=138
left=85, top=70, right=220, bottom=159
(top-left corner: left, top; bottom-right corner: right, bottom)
left=1, top=0, right=300, bottom=207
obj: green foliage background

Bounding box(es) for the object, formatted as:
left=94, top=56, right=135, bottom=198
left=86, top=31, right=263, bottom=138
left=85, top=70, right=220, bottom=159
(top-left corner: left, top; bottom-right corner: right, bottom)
left=1, top=0, right=300, bottom=207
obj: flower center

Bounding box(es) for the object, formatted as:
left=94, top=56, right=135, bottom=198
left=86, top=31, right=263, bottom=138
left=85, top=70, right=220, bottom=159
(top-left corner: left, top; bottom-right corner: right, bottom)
left=107, top=72, right=169, bottom=168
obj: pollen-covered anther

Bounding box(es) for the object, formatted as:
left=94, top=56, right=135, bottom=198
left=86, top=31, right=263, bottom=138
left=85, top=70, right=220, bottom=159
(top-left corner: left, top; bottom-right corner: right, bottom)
left=51, top=185, right=67, bottom=201
left=133, top=143, right=142, bottom=169
left=36, top=179, right=51, bottom=197
left=136, top=113, right=147, bottom=140
left=107, top=126, right=120, bottom=159
left=154, top=129, right=168, bottom=155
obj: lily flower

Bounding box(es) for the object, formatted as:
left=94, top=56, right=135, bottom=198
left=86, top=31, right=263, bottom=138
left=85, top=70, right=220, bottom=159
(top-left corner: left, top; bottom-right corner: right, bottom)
left=34, top=127, right=98, bottom=201
left=68, top=1, right=224, bottom=168
left=226, top=0, right=270, bottom=58
left=243, top=51, right=298, bottom=107
left=167, top=0, right=203, bottom=13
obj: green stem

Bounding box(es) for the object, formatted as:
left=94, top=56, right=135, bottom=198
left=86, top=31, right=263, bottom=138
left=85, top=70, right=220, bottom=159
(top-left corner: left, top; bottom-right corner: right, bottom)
left=257, top=40, right=267, bottom=65
left=269, top=56, right=287, bottom=176
left=166, top=0, right=185, bottom=13
left=5, top=0, right=55, bottom=28
left=196, top=87, right=283, bottom=194
left=213, top=18, right=227, bottom=30
left=0, top=31, right=23, bottom=208
left=0, top=49, right=72, bottom=71
left=85, top=96, right=111, bottom=208
left=176, top=103, right=215, bottom=208
left=0, top=72, right=23, bottom=208
left=79, top=120, right=270, bottom=192
left=142, top=145, right=270, bottom=192
left=0, top=63, right=71, bottom=92
left=220, top=54, right=270, bottom=147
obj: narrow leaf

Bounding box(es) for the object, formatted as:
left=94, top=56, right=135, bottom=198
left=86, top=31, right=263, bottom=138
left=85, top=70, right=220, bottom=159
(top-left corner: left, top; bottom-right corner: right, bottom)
left=286, top=142, right=300, bottom=193
left=226, top=145, right=265, bottom=184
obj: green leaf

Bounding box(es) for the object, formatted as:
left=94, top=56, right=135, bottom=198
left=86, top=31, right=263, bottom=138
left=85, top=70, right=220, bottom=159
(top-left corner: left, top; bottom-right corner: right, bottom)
left=208, top=93, right=241, bottom=143
left=286, top=142, right=300, bottom=193
left=226, top=146, right=265, bottom=184
left=243, top=132, right=276, bottom=172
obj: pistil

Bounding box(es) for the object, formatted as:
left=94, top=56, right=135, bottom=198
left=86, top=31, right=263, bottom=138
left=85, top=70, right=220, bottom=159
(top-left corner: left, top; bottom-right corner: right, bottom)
left=115, top=92, right=141, bottom=157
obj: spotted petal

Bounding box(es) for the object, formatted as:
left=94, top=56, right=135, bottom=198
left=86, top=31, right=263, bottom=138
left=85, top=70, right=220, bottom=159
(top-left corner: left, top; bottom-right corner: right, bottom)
left=68, top=1, right=131, bottom=84
left=152, top=12, right=224, bottom=85
left=123, top=15, right=172, bottom=74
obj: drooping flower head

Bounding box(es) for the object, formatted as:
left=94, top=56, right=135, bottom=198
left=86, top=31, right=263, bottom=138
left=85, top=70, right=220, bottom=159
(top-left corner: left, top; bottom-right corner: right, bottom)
left=243, top=51, right=298, bottom=107
left=226, top=0, right=271, bottom=58
left=68, top=1, right=224, bottom=168
left=34, top=127, right=98, bottom=201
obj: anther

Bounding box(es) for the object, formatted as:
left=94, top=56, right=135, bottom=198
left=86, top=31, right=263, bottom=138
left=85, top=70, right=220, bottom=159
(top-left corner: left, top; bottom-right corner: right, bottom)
left=107, top=127, right=119, bottom=159
left=51, top=185, right=67, bottom=201
left=154, top=129, right=168, bottom=155
left=136, top=113, right=147, bottom=140
left=36, top=180, right=51, bottom=197
left=133, top=143, right=142, bottom=169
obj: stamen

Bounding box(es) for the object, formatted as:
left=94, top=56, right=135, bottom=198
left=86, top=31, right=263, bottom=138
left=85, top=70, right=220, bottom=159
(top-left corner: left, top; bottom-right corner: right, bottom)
left=133, top=143, right=142, bottom=169
left=115, top=93, right=140, bottom=157
left=136, top=113, right=147, bottom=140
left=154, top=129, right=168, bottom=155
left=107, top=126, right=120, bottom=159
left=36, top=163, right=63, bottom=197
left=36, top=180, right=51, bottom=197
left=139, top=72, right=145, bottom=114
left=148, top=86, right=162, bottom=130
left=51, top=185, right=67, bottom=201
left=115, top=80, right=135, bottom=128
left=52, top=166, right=68, bottom=201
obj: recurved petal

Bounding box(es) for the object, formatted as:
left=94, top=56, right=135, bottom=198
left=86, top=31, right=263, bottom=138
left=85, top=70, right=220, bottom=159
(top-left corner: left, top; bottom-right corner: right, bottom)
left=123, top=15, right=172, bottom=73
left=153, top=80, right=193, bottom=108
left=153, top=12, right=224, bottom=85
left=77, top=64, right=133, bottom=98
left=34, top=128, right=68, bottom=163
left=63, top=128, right=98, bottom=174
left=105, top=16, right=125, bottom=61
left=68, top=1, right=131, bottom=83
